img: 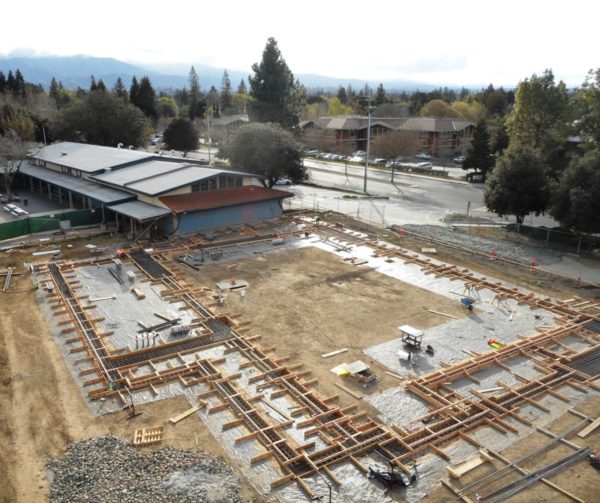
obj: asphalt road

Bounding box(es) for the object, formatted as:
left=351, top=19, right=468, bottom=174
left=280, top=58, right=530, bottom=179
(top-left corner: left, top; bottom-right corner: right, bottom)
left=294, top=159, right=556, bottom=228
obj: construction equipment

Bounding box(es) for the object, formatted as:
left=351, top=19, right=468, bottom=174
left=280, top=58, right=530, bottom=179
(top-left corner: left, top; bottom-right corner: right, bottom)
left=368, top=463, right=416, bottom=489
left=398, top=325, right=424, bottom=349
left=332, top=360, right=379, bottom=388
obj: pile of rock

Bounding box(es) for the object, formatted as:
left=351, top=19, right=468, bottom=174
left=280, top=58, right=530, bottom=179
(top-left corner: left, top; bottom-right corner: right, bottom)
left=46, top=436, right=245, bottom=503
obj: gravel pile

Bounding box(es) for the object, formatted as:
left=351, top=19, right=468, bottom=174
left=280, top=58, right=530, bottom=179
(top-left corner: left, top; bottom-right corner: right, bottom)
left=400, top=224, right=562, bottom=265
left=46, top=436, right=246, bottom=503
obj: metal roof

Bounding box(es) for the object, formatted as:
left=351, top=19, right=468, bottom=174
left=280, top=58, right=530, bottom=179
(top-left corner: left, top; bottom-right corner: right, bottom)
left=20, top=162, right=134, bottom=204
left=159, top=186, right=292, bottom=212
left=308, top=116, right=475, bottom=133
left=108, top=200, right=171, bottom=221
left=29, top=142, right=154, bottom=174
left=93, top=160, right=252, bottom=196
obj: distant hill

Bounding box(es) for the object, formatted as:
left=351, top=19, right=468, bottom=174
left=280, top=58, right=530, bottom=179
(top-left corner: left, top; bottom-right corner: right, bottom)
left=0, top=54, right=439, bottom=92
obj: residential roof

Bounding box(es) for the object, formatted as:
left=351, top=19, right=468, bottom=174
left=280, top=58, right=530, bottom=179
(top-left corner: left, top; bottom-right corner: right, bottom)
left=29, top=142, right=154, bottom=174
left=159, top=186, right=293, bottom=213
left=20, top=162, right=134, bottom=204
left=108, top=200, right=171, bottom=221
left=210, top=115, right=249, bottom=127
left=308, top=116, right=475, bottom=133
left=93, top=161, right=252, bottom=196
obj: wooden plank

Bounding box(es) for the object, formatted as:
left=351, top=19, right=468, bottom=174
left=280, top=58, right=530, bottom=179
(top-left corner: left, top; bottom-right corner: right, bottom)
left=447, top=449, right=492, bottom=479
left=334, top=383, right=363, bottom=400
left=321, top=348, right=349, bottom=358
left=428, top=309, right=459, bottom=320
left=577, top=416, right=600, bottom=438
left=385, top=371, right=404, bottom=381
left=169, top=401, right=207, bottom=424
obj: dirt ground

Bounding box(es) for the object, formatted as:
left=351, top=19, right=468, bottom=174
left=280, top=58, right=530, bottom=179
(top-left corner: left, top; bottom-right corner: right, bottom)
left=1, top=226, right=599, bottom=503
left=0, top=236, right=259, bottom=503
left=194, top=246, right=468, bottom=416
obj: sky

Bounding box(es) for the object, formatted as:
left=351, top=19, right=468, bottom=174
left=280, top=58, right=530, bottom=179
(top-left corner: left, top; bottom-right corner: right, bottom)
left=2, top=0, right=598, bottom=87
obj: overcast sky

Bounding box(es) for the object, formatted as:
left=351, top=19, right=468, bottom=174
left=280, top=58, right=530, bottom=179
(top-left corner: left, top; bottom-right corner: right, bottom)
left=2, top=0, right=598, bottom=87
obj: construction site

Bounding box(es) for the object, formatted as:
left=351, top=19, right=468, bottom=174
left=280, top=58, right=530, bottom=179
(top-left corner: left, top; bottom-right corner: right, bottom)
left=2, top=211, right=600, bottom=503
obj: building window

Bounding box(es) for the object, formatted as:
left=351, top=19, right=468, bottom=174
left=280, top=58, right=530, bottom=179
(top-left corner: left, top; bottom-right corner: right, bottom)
left=218, top=175, right=227, bottom=189
left=208, top=178, right=217, bottom=190
left=235, top=177, right=243, bottom=187
left=191, top=182, right=200, bottom=192
left=200, top=180, right=209, bottom=191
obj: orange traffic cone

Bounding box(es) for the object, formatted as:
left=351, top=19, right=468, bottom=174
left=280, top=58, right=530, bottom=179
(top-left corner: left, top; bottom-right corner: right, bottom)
left=491, top=247, right=496, bottom=260
left=531, top=257, right=536, bottom=273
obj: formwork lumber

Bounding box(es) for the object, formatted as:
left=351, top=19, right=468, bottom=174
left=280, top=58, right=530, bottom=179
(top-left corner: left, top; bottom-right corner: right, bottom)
left=577, top=416, right=600, bottom=438
left=334, top=383, right=363, bottom=399
left=447, top=449, right=493, bottom=479
left=169, top=401, right=207, bottom=424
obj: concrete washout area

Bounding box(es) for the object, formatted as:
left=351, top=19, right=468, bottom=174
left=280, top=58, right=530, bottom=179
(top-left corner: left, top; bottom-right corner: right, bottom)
left=28, top=217, right=600, bottom=502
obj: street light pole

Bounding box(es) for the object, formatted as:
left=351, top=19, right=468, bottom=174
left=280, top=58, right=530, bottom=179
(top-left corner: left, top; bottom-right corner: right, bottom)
left=364, top=97, right=372, bottom=193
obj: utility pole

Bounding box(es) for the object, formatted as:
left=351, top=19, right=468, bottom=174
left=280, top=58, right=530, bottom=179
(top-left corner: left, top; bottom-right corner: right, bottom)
left=364, top=96, right=372, bottom=194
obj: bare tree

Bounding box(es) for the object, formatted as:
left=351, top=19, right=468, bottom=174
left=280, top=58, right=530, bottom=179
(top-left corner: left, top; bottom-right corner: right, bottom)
left=371, top=130, right=418, bottom=161
left=0, top=131, right=27, bottom=202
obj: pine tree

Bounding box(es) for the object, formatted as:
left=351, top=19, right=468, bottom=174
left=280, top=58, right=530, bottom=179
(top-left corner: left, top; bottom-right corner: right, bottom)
left=375, top=84, right=386, bottom=106
left=6, top=71, right=15, bottom=94
left=0, top=72, right=6, bottom=94
left=134, top=76, right=158, bottom=121
left=49, top=77, right=60, bottom=105
left=96, top=79, right=107, bottom=92
left=90, top=75, right=98, bottom=92
left=463, top=119, right=494, bottom=178
left=113, top=77, right=128, bottom=100
left=336, top=86, right=348, bottom=105
left=14, top=69, right=26, bottom=98
left=220, top=70, right=233, bottom=112
left=188, top=66, right=203, bottom=120
left=129, top=76, right=140, bottom=105
left=248, top=37, right=305, bottom=128
left=237, top=79, right=247, bottom=94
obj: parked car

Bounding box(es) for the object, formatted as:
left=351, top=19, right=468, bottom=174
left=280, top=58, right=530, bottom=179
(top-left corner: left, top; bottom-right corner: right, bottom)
left=373, top=158, right=387, bottom=164
left=414, top=162, right=433, bottom=169
left=386, top=159, right=403, bottom=168
left=415, top=153, right=432, bottom=160
left=453, top=156, right=465, bottom=165
left=467, top=172, right=485, bottom=183
left=274, top=178, right=293, bottom=186
left=349, top=155, right=366, bottom=163
left=306, top=149, right=320, bottom=157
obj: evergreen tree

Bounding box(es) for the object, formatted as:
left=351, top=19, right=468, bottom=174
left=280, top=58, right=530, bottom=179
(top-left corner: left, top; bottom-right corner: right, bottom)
left=336, top=86, right=348, bottom=105
left=14, top=69, right=26, bottom=98
left=163, top=118, right=199, bottom=155
left=463, top=119, right=494, bottom=179
left=188, top=66, right=204, bottom=120
left=248, top=37, right=305, bottom=128
left=96, top=79, right=107, bottom=92
left=113, top=77, right=128, bottom=100
left=220, top=70, right=233, bottom=112
left=90, top=75, right=98, bottom=92
left=6, top=71, right=15, bottom=94
left=129, top=76, right=140, bottom=105
left=0, top=72, right=6, bottom=94
left=237, top=79, right=247, bottom=94
left=49, top=77, right=60, bottom=105
left=134, top=76, right=158, bottom=121
left=491, top=120, right=510, bottom=156
left=374, top=83, right=386, bottom=106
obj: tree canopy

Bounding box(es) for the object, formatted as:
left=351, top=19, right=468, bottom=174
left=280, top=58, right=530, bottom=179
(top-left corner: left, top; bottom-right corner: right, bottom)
left=218, top=123, right=306, bottom=187
left=484, top=145, right=551, bottom=223
left=162, top=118, right=198, bottom=155
left=53, top=90, right=149, bottom=147
left=462, top=119, right=494, bottom=178
left=248, top=38, right=306, bottom=128
left=0, top=130, right=26, bottom=201
left=550, top=149, right=600, bottom=232
left=420, top=99, right=462, bottom=118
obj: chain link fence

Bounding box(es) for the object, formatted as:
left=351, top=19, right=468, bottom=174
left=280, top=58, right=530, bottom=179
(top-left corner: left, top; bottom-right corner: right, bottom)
left=507, top=223, right=600, bottom=257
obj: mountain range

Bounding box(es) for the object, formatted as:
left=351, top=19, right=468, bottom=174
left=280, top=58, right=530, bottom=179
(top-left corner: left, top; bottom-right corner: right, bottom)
left=0, top=54, right=439, bottom=93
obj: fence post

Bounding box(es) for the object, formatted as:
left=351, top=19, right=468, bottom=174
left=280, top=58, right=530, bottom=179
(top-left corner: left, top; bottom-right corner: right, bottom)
left=545, top=228, right=550, bottom=248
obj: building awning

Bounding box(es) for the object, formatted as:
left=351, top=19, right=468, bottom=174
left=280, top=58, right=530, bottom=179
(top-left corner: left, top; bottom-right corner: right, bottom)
left=20, top=162, right=134, bottom=204
left=159, top=185, right=293, bottom=213
left=108, top=200, right=171, bottom=222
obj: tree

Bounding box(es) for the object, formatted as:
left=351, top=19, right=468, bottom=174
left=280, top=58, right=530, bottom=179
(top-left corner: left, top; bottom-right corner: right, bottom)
left=96, top=79, right=107, bottom=93
left=420, top=99, right=462, bottom=118
left=550, top=149, right=600, bottom=232
left=133, top=76, right=158, bottom=121
left=129, top=77, right=140, bottom=105
left=450, top=100, right=485, bottom=121
left=0, top=72, right=6, bottom=94
left=491, top=120, right=510, bottom=156
left=337, top=86, right=348, bottom=105
left=188, top=66, right=206, bottom=120
left=248, top=37, right=305, bottom=128
left=90, top=75, right=98, bottom=92
left=484, top=145, right=551, bottom=223
left=162, top=118, right=198, bottom=156
left=0, top=131, right=26, bottom=201
left=576, top=68, right=600, bottom=145
left=49, top=77, right=60, bottom=105
left=327, top=97, right=352, bottom=116
left=374, top=84, right=386, bottom=106
left=462, top=119, right=494, bottom=179
left=371, top=130, right=418, bottom=161
left=112, top=77, right=128, bottom=100
left=237, top=79, right=247, bottom=94
left=0, top=104, right=35, bottom=140
left=218, top=123, right=305, bottom=187
left=54, top=91, right=148, bottom=147
left=220, top=70, right=233, bottom=113
left=156, top=96, right=178, bottom=118
left=506, top=70, right=570, bottom=169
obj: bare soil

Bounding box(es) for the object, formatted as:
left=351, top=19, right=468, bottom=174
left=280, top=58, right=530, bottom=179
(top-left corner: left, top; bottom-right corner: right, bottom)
left=1, top=227, right=598, bottom=503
